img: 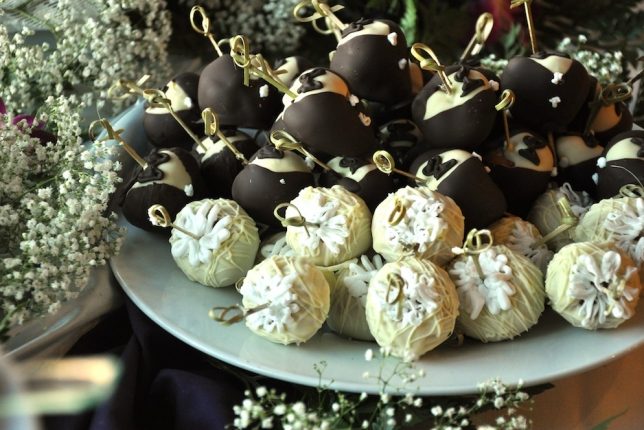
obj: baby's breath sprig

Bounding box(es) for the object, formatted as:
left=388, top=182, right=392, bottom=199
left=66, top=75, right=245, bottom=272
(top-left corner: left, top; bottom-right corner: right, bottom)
left=0, top=95, right=124, bottom=336
left=230, top=348, right=532, bottom=430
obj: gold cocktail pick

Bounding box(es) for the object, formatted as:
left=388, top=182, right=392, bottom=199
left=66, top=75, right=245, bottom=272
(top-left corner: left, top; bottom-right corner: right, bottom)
left=89, top=118, right=147, bottom=169
left=108, top=76, right=207, bottom=152
left=293, top=0, right=347, bottom=41
left=228, top=35, right=298, bottom=99
left=451, top=229, right=494, bottom=279
left=201, top=108, right=249, bottom=165
left=461, top=12, right=494, bottom=61
left=495, top=89, right=516, bottom=152
left=147, top=204, right=200, bottom=240
left=372, top=150, right=426, bottom=183
left=269, top=130, right=331, bottom=171
left=510, top=0, right=538, bottom=55
left=190, top=5, right=224, bottom=57
left=411, top=43, right=453, bottom=94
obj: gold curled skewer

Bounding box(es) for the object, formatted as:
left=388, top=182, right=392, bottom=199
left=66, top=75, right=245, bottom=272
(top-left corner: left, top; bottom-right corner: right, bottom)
left=201, top=108, right=248, bottom=165
left=495, top=89, right=516, bottom=152
left=269, top=130, right=331, bottom=171
left=190, top=5, right=223, bottom=57
left=107, top=75, right=151, bottom=100
left=410, top=43, right=453, bottom=94
left=533, top=197, right=578, bottom=248
left=209, top=303, right=270, bottom=326
left=510, top=0, right=538, bottom=55
left=461, top=12, right=494, bottom=61
left=372, top=150, right=426, bottom=183
left=89, top=118, right=147, bottom=169
left=388, top=198, right=407, bottom=226
left=228, top=35, right=298, bottom=99
left=273, top=202, right=320, bottom=237
left=619, top=184, right=644, bottom=198
left=385, top=272, right=405, bottom=320
left=147, top=204, right=200, bottom=240
left=453, top=229, right=494, bottom=279
left=293, top=0, right=347, bottom=36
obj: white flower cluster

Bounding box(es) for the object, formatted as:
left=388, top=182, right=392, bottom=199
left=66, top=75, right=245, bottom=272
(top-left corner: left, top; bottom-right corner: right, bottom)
left=0, top=0, right=172, bottom=113
left=178, top=0, right=306, bottom=55
left=0, top=96, right=123, bottom=332
left=231, top=353, right=532, bottom=429
left=557, top=35, right=623, bottom=85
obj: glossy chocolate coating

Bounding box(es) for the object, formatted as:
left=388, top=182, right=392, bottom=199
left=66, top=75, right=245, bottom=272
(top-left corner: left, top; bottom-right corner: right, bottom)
left=278, top=68, right=378, bottom=157
left=500, top=52, right=591, bottom=132
left=410, top=150, right=507, bottom=230
left=330, top=18, right=412, bottom=105
left=555, top=133, right=603, bottom=196
left=412, top=64, right=498, bottom=151
left=143, top=73, right=201, bottom=150
left=377, top=119, right=425, bottom=170
left=197, top=130, right=258, bottom=198
left=319, top=157, right=395, bottom=211
left=231, top=146, right=314, bottom=226
left=120, top=148, right=205, bottom=232
left=596, top=130, right=644, bottom=199
left=198, top=55, right=281, bottom=130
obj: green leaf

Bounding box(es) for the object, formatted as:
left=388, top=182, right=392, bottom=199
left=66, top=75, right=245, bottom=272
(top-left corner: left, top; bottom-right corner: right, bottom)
left=400, top=0, right=417, bottom=43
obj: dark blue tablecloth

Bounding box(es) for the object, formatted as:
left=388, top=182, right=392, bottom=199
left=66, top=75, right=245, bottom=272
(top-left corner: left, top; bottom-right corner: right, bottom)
left=44, top=295, right=244, bottom=430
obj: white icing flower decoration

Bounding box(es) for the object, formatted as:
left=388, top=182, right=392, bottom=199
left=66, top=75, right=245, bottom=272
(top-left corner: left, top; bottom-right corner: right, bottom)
left=603, top=198, right=644, bottom=267
left=379, top=266, right=439, bottom=326
left=344, top=254, right=384, bottom=306
left=551, top=72, right=564, bottom=85
left=449, top=249, right=515, bottom=320
left=398, top=267, right=439, bottom=326
left=596, top=157, right=607, bottom=168
left=387, top=192, right=446, bottom=253
left=171, top=202, right=232, bottom=266
left=398, top=58, right=407, bottom=70
left=184, top=184, right=194, bottom=197
left=568, top=251, right=638, bottom=329
left=549, top=96, right=562, bottom=108
left=508, top=222, right=554, bottom=273
left=242, top=272, right=300, bottom=333
left=558, top=182, right=593, bottom=218
left=294, top=193, right=349, bottom=255
left=259, top=84, right=269, bottom=98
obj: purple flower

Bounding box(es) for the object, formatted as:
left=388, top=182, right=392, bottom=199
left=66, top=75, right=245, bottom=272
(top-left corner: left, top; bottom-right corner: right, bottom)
left=1, top=97, right=55, bottom=144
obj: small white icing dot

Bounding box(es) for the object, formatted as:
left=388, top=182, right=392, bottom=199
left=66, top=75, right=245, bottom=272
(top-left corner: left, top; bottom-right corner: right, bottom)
left=279, top=178, right=286, bottom=184
left=387, top=32, right=398, bottom=46
left=398, top=58, right=407, bottom=70
left=488, top=80, right=500, bottom=91
left=184, top=184, right=194, bottom=197
left=549, top=96, right=562, bottom=108
left=591, top=172, right=599, bottom=184
left=551, top=72, right=564, bottom=85
left=259, top=84, right=269, bottom=98
left=349, top=94, right=360, bottom=106
left=596, top=157, right=607, bottom=168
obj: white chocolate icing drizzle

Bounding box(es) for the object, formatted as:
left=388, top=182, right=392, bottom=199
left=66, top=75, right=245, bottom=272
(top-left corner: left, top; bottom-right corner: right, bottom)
left=568, top=251, right=638, bottom=329
left=449, top=249, right=515, bottom=320
left=260, top=234, right=295, bottom=259
left=171, top=201, right=233, bottom=267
